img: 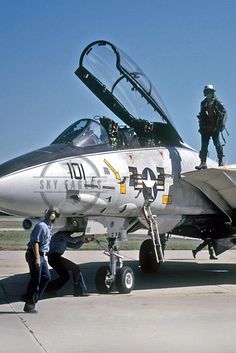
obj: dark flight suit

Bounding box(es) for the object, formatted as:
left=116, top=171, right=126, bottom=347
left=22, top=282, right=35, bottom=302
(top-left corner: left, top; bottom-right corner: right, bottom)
left=198, top=97, right=226, bottom=166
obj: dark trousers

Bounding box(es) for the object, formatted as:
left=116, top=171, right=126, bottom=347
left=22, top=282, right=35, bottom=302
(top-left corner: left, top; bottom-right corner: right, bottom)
left=46, top=253, right=80, bottom=292
left=199, top=131, right=223, bottom=163
left=25, top=251, right=51, bottom=305
left=195, top=240, right=214, bottom=257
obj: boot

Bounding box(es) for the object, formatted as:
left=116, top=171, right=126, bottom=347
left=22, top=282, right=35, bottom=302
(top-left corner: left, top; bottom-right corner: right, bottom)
left=73, top=284, right=89, bottom=297
left=23, top=303, right=38, bottom=313
left=218, top=159, right=223, bottom=167
left=209, top=248, right=218, bottom=260
left=195, top=162, right=207, bottom=170
left=73, top=273, right=89, bottom=297
left=209, top=254, right=218, bottom=260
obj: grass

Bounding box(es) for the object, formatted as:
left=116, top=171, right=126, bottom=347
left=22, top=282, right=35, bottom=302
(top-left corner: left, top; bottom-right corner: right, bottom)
left=0, top=231, right=30, bottom=250
left=0, top=231, right=201, bottom=251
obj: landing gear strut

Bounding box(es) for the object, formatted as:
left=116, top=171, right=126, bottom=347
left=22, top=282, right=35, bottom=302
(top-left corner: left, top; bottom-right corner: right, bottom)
left=95, top=236, right=135, bottom=294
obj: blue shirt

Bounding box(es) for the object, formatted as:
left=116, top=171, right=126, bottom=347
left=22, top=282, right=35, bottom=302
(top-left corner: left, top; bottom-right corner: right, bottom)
left=27, top=219, right=53, bottom=253
left=49, top=232, right=84, bottom=255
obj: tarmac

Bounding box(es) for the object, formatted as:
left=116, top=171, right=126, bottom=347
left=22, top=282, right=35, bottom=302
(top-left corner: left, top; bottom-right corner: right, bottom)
left=1, top=249, right=236, bottom=353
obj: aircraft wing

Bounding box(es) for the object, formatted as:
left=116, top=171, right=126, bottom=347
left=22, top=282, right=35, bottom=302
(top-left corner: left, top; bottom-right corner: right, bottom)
left=182, top=165, right=236, bottom=218
left=182, top=166, right=236, bottom=254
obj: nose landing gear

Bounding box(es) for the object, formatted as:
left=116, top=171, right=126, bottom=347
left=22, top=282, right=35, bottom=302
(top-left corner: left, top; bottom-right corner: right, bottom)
left=95, top=236, right=135, bottom=294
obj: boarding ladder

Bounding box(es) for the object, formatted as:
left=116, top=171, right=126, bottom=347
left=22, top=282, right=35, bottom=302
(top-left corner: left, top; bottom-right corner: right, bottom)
left=143, top=200, right=165, bottom=263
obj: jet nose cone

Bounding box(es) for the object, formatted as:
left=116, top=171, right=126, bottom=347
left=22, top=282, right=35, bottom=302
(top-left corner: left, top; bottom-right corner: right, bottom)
left=0, top=156, right=67, bottom=216
left=0, top=177, right=18, bottom=215
left=0, top=162, right=48, bottom=216
left=0, top=171, right=37, bottom=216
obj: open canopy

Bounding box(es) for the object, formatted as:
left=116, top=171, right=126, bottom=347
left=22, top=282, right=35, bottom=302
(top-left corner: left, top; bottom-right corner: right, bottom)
left=75, top=40, right=183, bottom=146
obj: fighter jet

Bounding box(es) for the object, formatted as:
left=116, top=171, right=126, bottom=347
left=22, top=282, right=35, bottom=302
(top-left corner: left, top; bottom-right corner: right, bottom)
left=0, top=40, right=236, bottom=294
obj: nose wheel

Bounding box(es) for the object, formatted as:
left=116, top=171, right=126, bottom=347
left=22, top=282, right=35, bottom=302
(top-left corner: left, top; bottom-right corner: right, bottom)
left=95, top=236, right=135, bottom=294
left=95, top=265, right=134, bottom=294
left=116, top=266, right=135, bottom=294
left=95, top=265, right=114, bottom=293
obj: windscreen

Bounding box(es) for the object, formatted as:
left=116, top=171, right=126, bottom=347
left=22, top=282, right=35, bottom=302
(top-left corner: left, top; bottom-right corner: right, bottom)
left=52, top=119, right=109, bottom=147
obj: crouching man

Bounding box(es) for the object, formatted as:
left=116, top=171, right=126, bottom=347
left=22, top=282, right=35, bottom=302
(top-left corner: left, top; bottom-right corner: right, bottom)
left=46, top=231, right=93, bottom=297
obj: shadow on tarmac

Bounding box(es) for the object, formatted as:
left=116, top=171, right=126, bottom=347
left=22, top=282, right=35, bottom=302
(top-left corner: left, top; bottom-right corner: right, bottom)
left=1, top=259, right=236, bottom=306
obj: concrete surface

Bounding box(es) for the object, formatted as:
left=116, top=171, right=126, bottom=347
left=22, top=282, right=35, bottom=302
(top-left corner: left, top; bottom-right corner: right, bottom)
left=1, top=250, right=236, bottom=353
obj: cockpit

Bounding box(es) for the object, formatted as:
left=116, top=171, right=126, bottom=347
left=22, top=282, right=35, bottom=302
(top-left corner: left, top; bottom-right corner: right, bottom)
left=51, top=117, right=139, bottom=149
left=52, top=114, right=182, bottom=150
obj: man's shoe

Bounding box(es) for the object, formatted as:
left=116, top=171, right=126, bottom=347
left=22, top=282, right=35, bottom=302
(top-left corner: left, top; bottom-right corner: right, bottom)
left=192, top=250, right=197, bottom=259
left=73, top=289, right=89, bottom=297
left=218, top=161, right=224, bottom=167
left=195, top=162, right=207, bottom=170
left=23, top=303, right=38, bottom=313
left=210, top=255, right=218, bottom=260
left=78, top=292, right=89, bottom=297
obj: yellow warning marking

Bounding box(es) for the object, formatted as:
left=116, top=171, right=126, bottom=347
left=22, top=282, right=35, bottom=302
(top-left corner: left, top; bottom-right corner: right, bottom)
left=162, top=195, right=172, bottom=204
left=119, top=181, right=126, bottom=194
left=103, top=159, right=121, bottom=181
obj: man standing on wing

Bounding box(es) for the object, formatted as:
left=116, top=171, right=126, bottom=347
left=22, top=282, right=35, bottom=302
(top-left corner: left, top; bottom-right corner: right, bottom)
left=196, top=84, right=227, bottom=170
